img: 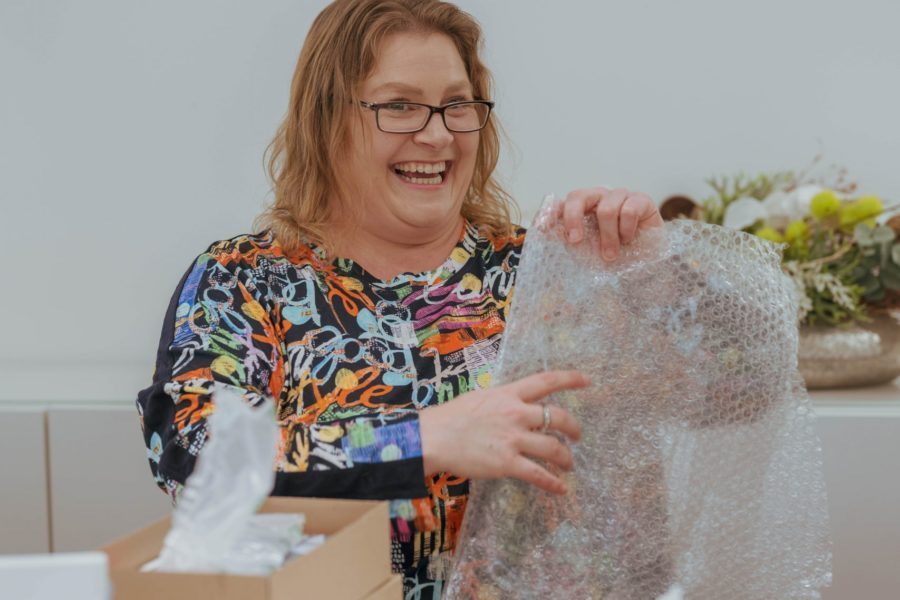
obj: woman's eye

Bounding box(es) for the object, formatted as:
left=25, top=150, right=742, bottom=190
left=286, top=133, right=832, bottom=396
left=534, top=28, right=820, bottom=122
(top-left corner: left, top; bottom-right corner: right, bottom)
left=384, top=102, right=412, bottom=112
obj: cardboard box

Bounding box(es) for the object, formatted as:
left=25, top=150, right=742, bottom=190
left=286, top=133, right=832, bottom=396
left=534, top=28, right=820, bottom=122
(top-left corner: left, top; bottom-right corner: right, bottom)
left=102, top=497, right=392, bottom=600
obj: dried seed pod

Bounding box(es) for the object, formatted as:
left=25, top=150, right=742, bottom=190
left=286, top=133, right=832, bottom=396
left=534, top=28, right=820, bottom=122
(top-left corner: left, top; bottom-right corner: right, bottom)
left=886, top=214, right=900, bottom=236
left=659, top=195, right=703, bottom=221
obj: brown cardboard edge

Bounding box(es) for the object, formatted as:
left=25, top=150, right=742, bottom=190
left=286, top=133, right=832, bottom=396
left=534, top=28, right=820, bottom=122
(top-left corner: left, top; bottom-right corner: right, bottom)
left=262, top=496, right=382, bottom=534
left=102, top=497, right=392, bottom=600
left=103, top=514, right=271, bottom=600
left=271, top=500, right=391, bottom=600
left=111, top=570, right=269, bottom=600
left=102, top=515, right=172, bottom=569
left=101, top=497, right=375, bottom=568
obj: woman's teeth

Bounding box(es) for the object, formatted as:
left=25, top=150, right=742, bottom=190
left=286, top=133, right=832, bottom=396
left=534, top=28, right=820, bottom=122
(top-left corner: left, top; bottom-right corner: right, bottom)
left=399, top=172, right=443, bottom=184
left=395, top=160, right=446, bottom=174
left=393, top=161, right=448, bottom=185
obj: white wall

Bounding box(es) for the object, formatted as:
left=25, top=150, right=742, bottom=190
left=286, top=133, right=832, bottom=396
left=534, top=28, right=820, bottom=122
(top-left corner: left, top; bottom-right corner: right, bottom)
left=1, top=0, right=898, bottom=395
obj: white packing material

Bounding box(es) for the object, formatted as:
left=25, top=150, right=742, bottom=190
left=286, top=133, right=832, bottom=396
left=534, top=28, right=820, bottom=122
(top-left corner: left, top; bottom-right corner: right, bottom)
left=446, top=197, right=831, bottom=599
left=147, top=386, right=307, bottom=575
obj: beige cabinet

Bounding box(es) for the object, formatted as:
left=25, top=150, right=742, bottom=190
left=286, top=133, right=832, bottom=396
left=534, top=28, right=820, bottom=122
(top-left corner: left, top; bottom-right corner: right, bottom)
left=0, top=404, right=171, bottom=555
left=46, top=406, right=171, bottom=551
left=2, top=387, right=900, bottom=600
left=818, top=415, right=900, bottom=599
left=0, top=408, right=50, bottom=553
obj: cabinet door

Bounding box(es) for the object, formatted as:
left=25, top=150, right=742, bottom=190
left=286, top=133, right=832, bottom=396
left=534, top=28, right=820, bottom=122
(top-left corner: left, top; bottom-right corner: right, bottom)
left=817, top=415, right=900, bottom=599
left=0, top=408, right=50, bottom=553
left=47, top=406, right=171, bottom=551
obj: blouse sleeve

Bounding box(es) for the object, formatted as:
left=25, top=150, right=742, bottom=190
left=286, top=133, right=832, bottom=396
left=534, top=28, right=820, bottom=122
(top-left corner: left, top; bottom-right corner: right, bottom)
left=136, top=247, right=427, bottom=503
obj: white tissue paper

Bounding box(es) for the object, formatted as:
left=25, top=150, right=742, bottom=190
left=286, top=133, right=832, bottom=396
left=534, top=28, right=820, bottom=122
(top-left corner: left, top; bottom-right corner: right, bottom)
left=146, top=386, right=316, bottom=575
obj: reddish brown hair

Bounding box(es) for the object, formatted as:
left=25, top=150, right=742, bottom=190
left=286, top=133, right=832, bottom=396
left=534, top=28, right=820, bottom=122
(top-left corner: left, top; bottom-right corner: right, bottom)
left=256, top=0, right=517, bottom=252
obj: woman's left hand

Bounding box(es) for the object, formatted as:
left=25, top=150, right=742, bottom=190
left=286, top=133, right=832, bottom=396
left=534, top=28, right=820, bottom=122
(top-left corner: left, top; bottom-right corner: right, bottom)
left=556, top=187, right=663, bottom=261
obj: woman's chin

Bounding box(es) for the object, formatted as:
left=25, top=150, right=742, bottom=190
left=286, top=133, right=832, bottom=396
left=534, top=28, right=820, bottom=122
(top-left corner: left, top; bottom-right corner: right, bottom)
left=390, top=196, right=463, bottom=229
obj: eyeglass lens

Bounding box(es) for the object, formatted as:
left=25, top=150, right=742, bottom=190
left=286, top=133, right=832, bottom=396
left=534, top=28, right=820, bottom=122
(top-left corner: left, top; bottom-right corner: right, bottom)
left=377, top=103, right=490, bottom=133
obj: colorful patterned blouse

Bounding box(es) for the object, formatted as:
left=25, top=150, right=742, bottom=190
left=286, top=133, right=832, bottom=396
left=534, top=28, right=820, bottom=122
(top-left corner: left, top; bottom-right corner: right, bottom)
left=136, top=221, right=525, bottom=597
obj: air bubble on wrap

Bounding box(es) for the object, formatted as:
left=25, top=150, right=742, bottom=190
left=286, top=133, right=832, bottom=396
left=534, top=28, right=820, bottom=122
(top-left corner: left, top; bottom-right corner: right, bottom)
left=445, top=196, right=832, bottom=599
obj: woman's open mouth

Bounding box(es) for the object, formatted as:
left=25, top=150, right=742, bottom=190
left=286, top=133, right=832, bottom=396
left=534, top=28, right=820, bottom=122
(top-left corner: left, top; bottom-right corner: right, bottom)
left=391, top=160, right=452, bottom=186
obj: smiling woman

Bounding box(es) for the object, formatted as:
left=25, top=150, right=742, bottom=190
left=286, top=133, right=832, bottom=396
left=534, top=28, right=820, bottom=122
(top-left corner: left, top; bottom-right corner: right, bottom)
left=135, top=0, right=662, bottom=598
left=332, top=31, right=485, bottom=275
left=257, top=0, right=513, bottom=275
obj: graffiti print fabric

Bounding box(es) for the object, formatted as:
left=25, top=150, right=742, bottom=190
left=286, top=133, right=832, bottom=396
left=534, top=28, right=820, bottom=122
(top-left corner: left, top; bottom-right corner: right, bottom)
left=136, top=221, right=523, bottom=594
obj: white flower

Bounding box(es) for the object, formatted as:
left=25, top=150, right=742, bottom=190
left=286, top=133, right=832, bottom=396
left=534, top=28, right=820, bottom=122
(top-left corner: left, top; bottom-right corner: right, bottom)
left=722, top=185, right=826, bottom=231
left=723, top=196, right=767, bottom=230
left=762, top=185, right=823, bottom=228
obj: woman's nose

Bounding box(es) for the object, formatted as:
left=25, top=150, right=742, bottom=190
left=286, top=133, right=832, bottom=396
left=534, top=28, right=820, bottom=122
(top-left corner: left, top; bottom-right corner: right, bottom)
left=413, top=111, right=455, bottom=147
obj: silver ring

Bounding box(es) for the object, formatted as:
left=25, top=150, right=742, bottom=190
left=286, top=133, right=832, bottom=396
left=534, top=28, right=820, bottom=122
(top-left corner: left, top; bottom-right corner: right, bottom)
left=541, top=405, right=552, bottom=433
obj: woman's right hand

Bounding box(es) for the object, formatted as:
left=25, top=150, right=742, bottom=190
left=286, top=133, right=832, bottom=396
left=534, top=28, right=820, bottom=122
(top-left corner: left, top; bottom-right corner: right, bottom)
left=418, top=370, right=589, bottom=495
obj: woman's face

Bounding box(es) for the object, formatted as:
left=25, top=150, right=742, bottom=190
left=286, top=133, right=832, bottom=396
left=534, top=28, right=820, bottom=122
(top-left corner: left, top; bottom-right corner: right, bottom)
left=341, top=32, right=480, bottom=239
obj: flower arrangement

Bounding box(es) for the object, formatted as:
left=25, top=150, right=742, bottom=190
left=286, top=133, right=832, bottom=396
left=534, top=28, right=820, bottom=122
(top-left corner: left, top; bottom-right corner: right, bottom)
left=662, top=159, right=900, bottom=325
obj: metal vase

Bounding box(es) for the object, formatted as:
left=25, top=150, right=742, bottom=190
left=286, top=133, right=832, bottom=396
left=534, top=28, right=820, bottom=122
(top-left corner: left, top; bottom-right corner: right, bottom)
left=798, top=310, right=900, bottom=389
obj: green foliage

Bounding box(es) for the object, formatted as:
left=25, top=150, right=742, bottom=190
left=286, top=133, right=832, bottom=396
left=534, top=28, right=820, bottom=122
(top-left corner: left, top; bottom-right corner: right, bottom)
left=696, top=166, right=899, bottom=325
left=854, top=224, right=900, bottom=297
left=796, top=222, right=899, bottom=325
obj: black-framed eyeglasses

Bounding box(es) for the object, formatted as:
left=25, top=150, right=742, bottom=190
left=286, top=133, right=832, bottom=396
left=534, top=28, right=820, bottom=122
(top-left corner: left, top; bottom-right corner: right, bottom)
left=359, top=100, right=494, bottom=133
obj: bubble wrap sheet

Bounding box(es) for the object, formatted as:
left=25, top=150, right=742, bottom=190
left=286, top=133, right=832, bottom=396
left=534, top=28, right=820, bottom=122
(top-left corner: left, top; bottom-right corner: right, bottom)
left=445, top=206, right=832, bottom=599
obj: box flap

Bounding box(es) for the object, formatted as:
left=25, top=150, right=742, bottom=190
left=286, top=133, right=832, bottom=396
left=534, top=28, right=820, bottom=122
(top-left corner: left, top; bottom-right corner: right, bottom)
left=262, top=497, right=382, bottom=534
left=270, top=499, right=391, bottom=600
left=111, top=571, right=269, bottom=600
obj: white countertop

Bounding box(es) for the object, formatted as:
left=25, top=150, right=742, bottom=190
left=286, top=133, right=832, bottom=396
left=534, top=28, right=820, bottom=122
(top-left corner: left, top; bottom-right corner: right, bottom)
left=807, top=380, right=900, bottom=417
left=0, top=363, right=151, bottom=407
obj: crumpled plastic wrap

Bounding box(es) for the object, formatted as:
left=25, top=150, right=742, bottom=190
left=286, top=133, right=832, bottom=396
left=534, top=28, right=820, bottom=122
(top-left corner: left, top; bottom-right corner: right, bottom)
left=147, top=386, right=309, bottom=575
left=445, top=199, right=832, bottom=599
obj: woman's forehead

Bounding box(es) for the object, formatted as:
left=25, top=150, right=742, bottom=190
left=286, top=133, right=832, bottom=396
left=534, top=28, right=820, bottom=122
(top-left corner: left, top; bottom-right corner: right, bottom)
left=361, top=32, right=472, bottom=96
